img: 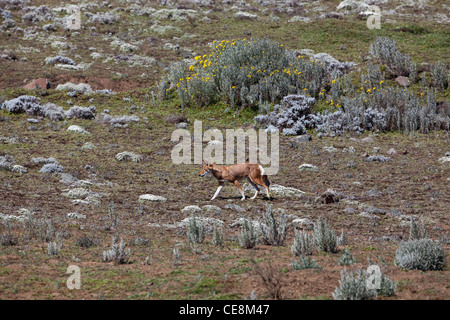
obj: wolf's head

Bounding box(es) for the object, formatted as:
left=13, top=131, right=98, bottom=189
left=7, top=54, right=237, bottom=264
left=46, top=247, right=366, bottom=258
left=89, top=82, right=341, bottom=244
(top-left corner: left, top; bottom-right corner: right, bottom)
left=199, top=160, right=213, bottom=177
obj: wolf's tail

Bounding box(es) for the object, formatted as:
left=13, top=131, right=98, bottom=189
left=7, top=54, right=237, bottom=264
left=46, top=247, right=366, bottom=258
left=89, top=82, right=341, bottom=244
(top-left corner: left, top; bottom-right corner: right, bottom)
left=258, top=165, right=271, bottom=187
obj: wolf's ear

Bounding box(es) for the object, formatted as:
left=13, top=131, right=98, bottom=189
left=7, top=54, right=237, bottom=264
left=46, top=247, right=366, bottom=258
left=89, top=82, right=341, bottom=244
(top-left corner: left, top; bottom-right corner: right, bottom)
left=203, top=160, right=209, bottom=165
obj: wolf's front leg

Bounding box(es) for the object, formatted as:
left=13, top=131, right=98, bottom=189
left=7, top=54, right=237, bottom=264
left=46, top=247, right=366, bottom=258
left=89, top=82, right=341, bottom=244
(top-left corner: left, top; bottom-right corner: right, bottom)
left=210, top=182, right=224, bottom=201
left=233, top=180, right=246, bottom=201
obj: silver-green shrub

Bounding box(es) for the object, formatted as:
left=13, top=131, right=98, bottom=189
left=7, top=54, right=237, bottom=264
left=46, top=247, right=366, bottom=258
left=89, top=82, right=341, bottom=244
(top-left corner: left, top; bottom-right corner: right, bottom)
left=409, top=217, right=428, bottom=240
left=369, top=37, right=411, bottom=77
left=212, top=224, right=223, bottom=247
left=259, top=204, right=287, bottom=246
left=431, top=61, right=448, bottom=91
left=395, top=239, right=445, bottom=271
left=339, top=248, right=356, bottom=266
left=103, top=236, right=131, bottom=264
left=313, top=217, right=338, bottom=253
left=291, top=229, right=314, bottom=256
left=239, top=218, right=258, bottom=249
left=333, top=267, right=396, bottom=300
left=333, top=269, right=376, bottom=300
left=186, top=216, right=206, bottom=245
left=292, top=255, right=320, bottom=270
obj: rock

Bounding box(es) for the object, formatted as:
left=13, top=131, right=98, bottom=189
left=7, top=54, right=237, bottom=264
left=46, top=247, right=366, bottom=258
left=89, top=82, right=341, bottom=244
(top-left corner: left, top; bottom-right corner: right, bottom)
left=40, top=163, right=64, bottom=173
left=364, top=155, right=390, bottom=162
left=337, top=0, right=369, bottom=12
left=165, top=115, right=187, bottom=124
left=67, top=212, right=86, bottom=219
left=317, top=189, right=340, bottom=204
left=62, top=188, right=90, bottom=199
left=59, top=173, right=79, bottom=185
left=67, top=125, right=90, bottom=135
left=179, top=217, right=224, bottom=231
left=344, top=207, right=358, bottom=214
left=56, top=82, right=93, bottom=94
left=359, top=212, right=380, bottom=220
left=387, top=148, right=397, bottom=155
left=343, top=146, right=355, bottom=153
left=323, top=146, right=338, bottom=153
left=176, top=122, right=187, bottom=129
left=115, top=151, right=143, bottom=163
left=295, top=49, right=315, bottom=57
left=234, top=12, right=258, bottom=20
left=23, top=78, right=50, bottom=90
left=289, top=16, right=311, bottom=23
left=364, top=206, right=387, bottom=215
left=438, top=156, right=450, bottom=164
left=292, top=134, right=312, bottom=143
left=365, top=188, right=382, bottom=197
left=139, top=194, right=167, bottom=203
left=181, top=205, right=202, bottom=214
left=202, top=205, right=222, bottom=215
left=298, top=164, right=319, bottom=172
left=27, top=118, right=38, bottom=123
left=313, top=52, right=356, bottom=74
left=81, top=142, right=96, bottom=150
left=268, top=184, right=305, bottom=198
left=395, top=76, right=410, bottom=87
left=11, top=165, right=27, bottom=174
left=224, top=203, right=246, bottom=212
left=291, top=218, right=314, bottom=230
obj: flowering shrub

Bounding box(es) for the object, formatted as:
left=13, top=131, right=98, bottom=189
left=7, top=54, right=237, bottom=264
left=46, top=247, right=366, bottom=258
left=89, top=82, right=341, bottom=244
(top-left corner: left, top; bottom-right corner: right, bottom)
left=159, top=38, right=330, bottom=108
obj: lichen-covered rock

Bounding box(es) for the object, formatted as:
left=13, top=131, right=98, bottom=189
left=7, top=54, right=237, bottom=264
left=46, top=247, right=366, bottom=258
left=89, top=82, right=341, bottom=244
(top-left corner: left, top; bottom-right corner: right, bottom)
left=40, top=163, right=64, bottom=173
left=181, top=205, right=202, bottom=214
left=139, top=194, right=167, bottom=203
left=67, top=125, right=90, bottom=135
left=65, top=106, right=96, bottom=120
left=234, top=12, right=258, bottom=20
left=269, top=184, right=305, bottom=198
left=45, top=56, right=75, bottom=65
left=202, top=205, right=222, bottom=215
left=62, top=187, right=90, bottom=199
left=55, top=82, right=93, bottom=94
left=299, top=164, right=319, bottom=172
left=115, top=151, right=143, bottom=163
left=11, top=165, right=27, bottom=174
left=0, top=154, right=15, bottom=171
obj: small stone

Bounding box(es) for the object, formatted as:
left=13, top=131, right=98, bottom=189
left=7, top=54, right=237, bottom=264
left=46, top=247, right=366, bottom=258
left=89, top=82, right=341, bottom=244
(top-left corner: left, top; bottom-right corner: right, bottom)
left=181, top=205, right=202, bottom=214
left=139, top=194, right=167, bottom=203
left=298, top=164, right=319, bottom=172
left=395, top=76, right=410, bottom=87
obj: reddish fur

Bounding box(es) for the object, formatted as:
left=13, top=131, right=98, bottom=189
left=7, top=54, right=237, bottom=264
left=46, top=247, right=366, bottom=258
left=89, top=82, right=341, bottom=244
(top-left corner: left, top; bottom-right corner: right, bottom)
left=199, top=161, right=270, bottom=200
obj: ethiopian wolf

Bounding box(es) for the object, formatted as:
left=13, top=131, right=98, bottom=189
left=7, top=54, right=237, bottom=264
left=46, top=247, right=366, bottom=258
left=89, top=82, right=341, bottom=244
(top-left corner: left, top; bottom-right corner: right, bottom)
left=199, top=160, right=271, bottom=201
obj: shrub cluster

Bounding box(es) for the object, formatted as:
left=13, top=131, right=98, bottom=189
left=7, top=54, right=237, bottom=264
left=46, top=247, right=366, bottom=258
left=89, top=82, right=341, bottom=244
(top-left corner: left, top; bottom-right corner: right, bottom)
left=1, top=96, right=97, bottom=120
left=159, top=38, right=335, bottom=108
left=395, top=239, right=445, bottom=271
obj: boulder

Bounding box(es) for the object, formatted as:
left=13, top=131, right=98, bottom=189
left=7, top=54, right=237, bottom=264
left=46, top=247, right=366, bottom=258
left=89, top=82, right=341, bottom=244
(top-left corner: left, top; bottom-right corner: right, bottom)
left=139, top=194, right=167, bottom=203
left=23, top=78, right=50, bottom=90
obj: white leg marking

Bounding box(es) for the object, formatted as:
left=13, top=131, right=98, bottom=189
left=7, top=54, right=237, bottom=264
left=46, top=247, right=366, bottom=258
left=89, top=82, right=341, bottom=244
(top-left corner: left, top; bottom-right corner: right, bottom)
left=265, top=186, right=270, bottom=199
left=240, top=189, right=246, bottom=201
left=211, top=184, right=223, bottom=201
